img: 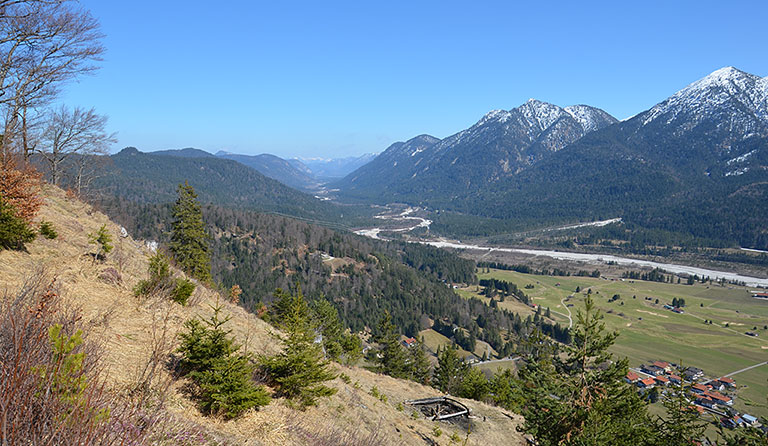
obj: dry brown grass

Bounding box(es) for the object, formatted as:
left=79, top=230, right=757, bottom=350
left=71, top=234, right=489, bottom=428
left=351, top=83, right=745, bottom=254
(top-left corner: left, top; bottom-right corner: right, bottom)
left=0, top=185, right=527, bottom=445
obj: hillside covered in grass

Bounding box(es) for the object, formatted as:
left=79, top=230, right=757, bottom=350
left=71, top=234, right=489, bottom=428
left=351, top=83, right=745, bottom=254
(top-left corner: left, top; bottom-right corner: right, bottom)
left=0, top=186, right=526, bottom=445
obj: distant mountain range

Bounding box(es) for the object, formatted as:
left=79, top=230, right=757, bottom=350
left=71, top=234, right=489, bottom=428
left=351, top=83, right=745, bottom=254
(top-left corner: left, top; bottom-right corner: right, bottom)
left=335, top=67, right=768, bottom=248
left=142, top=148, right=374, bottom=191
left=291, top=154, right=377, bottom=180
left=335, top=100, right=617, bottom=199
left=93, top=147, right=365, bottom=226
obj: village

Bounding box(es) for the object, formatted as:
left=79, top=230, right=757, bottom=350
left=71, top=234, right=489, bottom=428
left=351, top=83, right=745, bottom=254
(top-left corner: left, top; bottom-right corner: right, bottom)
left=627, top=360, right=765, bottom=432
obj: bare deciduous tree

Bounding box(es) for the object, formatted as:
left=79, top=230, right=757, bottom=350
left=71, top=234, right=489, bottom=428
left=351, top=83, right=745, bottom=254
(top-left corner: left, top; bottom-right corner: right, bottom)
left=0, top=0, right=104, bottom=158
left=37, top=105, right=115, bottom=191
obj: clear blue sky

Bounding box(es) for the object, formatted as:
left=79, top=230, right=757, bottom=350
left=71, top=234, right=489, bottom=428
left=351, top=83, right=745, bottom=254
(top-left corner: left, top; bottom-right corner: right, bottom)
left=60, top=0, right=768, bottom=158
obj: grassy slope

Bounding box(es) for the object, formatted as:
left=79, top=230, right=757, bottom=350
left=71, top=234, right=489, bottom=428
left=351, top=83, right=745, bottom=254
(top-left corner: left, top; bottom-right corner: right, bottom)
left=471, top=268, right=768, bottom=419
left=0, top=186, right=525, bottom=446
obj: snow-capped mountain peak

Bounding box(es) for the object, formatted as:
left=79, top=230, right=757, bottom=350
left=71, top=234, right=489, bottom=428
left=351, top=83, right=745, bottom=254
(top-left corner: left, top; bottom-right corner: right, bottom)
left=642, top=66, right=768, bottom=127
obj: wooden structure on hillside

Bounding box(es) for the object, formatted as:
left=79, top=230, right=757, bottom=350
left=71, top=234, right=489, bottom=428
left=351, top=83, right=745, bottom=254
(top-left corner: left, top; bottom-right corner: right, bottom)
left=404, top=396, right=470, bottom=421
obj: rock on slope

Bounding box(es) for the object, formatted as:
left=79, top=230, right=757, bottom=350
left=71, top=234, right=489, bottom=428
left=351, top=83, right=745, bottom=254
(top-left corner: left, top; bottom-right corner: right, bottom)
left=0, top=186, right=525, bottom=446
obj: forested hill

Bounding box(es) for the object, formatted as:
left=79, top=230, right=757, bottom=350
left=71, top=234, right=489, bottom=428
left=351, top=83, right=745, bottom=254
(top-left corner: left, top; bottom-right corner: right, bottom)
left=93, top=148, right=368, bottom=228
left=99, top=196, right=570, bottom=353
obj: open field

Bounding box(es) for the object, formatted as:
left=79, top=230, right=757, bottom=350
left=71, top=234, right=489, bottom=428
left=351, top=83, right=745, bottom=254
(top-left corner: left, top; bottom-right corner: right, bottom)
left=471, top=269, right=768, bottom=418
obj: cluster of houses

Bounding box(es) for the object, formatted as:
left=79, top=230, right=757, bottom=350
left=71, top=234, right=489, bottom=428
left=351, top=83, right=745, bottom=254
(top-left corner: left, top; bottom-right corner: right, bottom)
left=626, top=360, right=763, bottom=431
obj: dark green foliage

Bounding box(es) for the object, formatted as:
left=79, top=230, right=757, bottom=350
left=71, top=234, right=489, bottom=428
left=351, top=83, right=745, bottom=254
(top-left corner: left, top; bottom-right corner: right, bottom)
left=260, top=288, right=337, bottom=408
left=88, top=224, right=112, bottom=260
left=407, top=339, right=432, bottom=385
left=458, top=366, right=489, bottom=401
left=433, top=345, right=469, bottom=396
left=0, top=197, right=36, bottom=250
left=38, top=220, right=58, bottom=239
left=95, top=147, right=367, bottom=226
left=170, top=278, right=195, bottom=306
left=134, top=253, right=195, bottom=306
left=190, top=354, right=271, bottom=419
left=169, top=182, right=211, bottom=283
left=177, top=304, right=270, bottom=418
left=311, top=298, right=344, bottom=361
left=134, top=252, right=170, bottom=296
left=374, top=311, right=410, bottom=379
left=488, top=369, right=521, bottom=411
left=517, top=297, right=655, bottom=445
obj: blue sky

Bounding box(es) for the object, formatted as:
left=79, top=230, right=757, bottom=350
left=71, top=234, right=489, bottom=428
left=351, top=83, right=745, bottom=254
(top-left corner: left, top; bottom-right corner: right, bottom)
left=60, top=0, right=768, bottom=158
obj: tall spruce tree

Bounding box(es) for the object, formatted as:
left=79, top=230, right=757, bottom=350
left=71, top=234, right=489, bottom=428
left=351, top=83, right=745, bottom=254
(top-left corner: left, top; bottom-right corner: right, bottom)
left=433, top=345, right=469, bottom=396
left=170, top=181, right=211, bottom=283
left=407, top=338, right=432, bottom=385
left=375, top=311, right=410, bottom=379
left=518, top=297, right=655, bottom=445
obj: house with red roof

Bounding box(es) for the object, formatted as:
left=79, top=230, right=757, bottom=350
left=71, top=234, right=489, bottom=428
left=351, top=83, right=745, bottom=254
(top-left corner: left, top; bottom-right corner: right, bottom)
left=652, top=361, right=671, bottom=371
left=637, top=377, right=656, bottom=389
left=718, top=377, right=735, bottom=388
left=401, top=337, right=417, bottom=348
left=625, top=371, right=640, bottom=383
left=668, top=374, right=682, bottom=385
left=691, top=383, right=709, bottom=394
left=708, top=391, right=733, bottom=406
left=655, top=376, right=670, bottom=386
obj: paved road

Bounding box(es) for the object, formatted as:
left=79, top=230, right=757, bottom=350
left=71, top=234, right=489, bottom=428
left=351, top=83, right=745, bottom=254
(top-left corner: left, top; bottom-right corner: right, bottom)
left=471, top=356, right=521, bottom=367
left=722, top=361, right=768, bottom=378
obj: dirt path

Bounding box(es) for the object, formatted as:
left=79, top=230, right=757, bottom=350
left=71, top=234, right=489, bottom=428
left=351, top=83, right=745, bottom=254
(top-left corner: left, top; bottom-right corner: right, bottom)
left=561, top=296, right=573, bottom=328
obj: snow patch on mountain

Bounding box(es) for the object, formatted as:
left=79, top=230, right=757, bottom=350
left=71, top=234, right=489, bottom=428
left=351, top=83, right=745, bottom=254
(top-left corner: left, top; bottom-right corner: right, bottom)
left=520, top=99, right=566, bottom=131
left=642, top=67, right=768, bottom=127
left=726, top=150, right=757, bottom=165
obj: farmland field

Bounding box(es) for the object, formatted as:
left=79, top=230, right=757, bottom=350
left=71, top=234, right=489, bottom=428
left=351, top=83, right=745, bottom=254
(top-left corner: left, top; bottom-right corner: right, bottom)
left=466, top=268, right=768, bottom=418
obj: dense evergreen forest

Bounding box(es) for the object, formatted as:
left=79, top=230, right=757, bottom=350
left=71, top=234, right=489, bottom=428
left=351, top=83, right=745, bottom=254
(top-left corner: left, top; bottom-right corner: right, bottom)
left=98, top=196, right=568, bottom=354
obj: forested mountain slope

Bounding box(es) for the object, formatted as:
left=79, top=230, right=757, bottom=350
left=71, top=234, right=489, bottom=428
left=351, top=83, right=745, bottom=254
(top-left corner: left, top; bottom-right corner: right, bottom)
left=93, top=147, right=366, bottom=227
left=99, top=196, right=570, bottom=353
left=0, top=186, right=526, bottom=445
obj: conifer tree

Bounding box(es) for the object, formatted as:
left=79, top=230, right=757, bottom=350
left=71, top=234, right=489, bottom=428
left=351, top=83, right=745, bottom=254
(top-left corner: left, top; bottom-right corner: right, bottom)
left=433, top=345, right=469, bottom=395
left=169, top=181, right=211, bottom=283
left=374, top=311, right=410, bottom=379
left=311, top=297, right=344, bottom=361
left=177, top=304, right=270, bottom=419
left=0, top=196, right=36, bottom=250
left=407, top=338, right=432, bottom=385
left=518, top=297, right=655, bottom=445
left=260, top=287, right=337, bottom=408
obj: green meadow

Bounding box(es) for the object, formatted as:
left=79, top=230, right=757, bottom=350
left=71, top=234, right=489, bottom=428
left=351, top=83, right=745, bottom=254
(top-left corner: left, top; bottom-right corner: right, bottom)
left=467, top=268, right=768, bottom=418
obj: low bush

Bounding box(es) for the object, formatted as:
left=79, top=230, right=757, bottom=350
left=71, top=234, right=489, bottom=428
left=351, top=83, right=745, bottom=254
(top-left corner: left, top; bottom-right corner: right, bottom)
left=171, top=278, right=195, bottom=306
left=39, top=220, right=58, bottom=239
left=0, top=197, right=37, bottom=250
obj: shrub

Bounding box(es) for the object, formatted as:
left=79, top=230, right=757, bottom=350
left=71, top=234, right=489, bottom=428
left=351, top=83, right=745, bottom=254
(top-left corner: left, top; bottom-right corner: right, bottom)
left=88, top=224, right=113, bottom=260
left=0, top=197, right=37, bottom=250
left=0, top=273, right=232, bottom=445
left=177, top=304, right=270, bottom=419
left=170, top=278, right=195, bottom=306
left=39, top=220, right=58, bottom=239
left=0, top=155, right=42, bottom=222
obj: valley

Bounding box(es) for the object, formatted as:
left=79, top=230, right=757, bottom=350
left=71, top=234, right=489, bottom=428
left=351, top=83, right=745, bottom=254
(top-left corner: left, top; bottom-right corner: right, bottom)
left=462, top=267, right=768, bottom=419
